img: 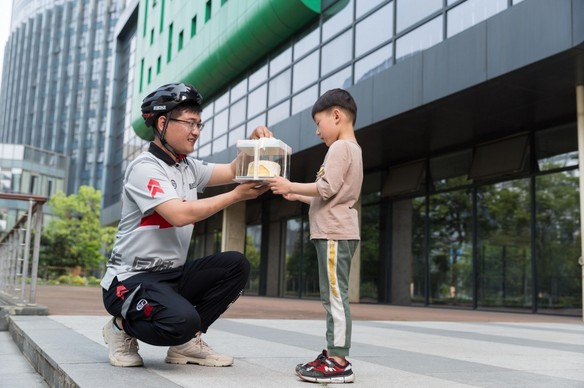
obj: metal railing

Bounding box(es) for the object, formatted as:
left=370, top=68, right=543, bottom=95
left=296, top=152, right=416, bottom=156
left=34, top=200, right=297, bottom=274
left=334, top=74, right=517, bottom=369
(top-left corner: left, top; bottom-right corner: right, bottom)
left=0, top=193, right=47, bottom=306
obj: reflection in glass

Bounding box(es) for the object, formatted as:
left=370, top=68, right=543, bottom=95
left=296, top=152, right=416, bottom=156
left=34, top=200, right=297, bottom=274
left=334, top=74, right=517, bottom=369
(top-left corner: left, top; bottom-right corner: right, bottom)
left=213, top=109, right=228, bottom=137
left=396, top=16, right=443, bottom=61
left=355, top=3, right=393, bottom=58
left=229, top=98, right=246, bottom=128
left=245, top=224, right=262, bottom=295
left=247, top=84, right=267, bottom=118
left=397, top=0, right=442, bottom=33
left=356, top=0, right=386, bottom=19
left=228, top=125, right=244, bottom=147
left=320, top=65, right=352, bottom=93
left=293, top=51, right=319, bottom=93
left=249, top=63, right=268, bottom=90
left=230, top=78, right=247, bottom=102
left=284, top=218, right=316, bottom=298
left=536, top=124, right=578, bottom=171
left=321, top=30, right=352, bottom=76
left=268, top=70, right=291, bottom=106
left=535, top=170, right=581, bottom=312
left=268, top=100, right=290, bottom=126
left=212, top=134, right=227, bottom=153
left=292, top=85, right=318, bottom=115
left=477, top=180, right=532, bottom=310
left=411, top=197, right=427, bottom=304
left=354, top=44, right=393, bottom=83
left=294, top=23, right=319, bottom=61
left=428, top=190, right=473, bottom=306
left=269, top=46, right=292, bottom=77
left=447, top=0, right=507, bottom=38
left=214, top=90, right=229, bottom=112
left=360, top=200, right=381, bottom=302
left=322, top=0, right=354, bottom=42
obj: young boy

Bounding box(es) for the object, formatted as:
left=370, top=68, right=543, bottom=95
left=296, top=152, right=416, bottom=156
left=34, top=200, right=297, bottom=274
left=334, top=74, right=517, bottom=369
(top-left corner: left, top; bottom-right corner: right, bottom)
left=268, top=88, right=363, bottom=383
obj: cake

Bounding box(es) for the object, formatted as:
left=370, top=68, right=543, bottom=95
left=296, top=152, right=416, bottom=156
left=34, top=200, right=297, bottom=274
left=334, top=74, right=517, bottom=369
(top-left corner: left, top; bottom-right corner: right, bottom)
left=247, top=160, right=281, bottom=177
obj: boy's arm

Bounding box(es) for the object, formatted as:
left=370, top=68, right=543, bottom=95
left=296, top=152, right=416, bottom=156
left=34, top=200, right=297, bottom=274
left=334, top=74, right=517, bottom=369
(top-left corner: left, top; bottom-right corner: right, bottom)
left=267, top=176, right=319, bottom=203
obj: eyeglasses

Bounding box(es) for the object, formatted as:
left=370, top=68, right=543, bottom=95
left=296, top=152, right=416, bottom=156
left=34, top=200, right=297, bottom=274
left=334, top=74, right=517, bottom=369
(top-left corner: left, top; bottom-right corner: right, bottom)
left=169, top=118, right=205, bottom=131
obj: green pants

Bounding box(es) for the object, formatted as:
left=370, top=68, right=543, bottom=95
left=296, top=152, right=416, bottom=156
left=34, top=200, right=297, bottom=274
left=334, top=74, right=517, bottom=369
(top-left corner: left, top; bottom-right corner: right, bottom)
left=313, top=239, right=359, bottom=357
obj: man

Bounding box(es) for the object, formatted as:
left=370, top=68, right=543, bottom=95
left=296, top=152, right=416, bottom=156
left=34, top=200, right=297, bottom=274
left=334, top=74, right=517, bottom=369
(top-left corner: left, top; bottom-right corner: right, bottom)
left=101, top=82, right=270, bottom=367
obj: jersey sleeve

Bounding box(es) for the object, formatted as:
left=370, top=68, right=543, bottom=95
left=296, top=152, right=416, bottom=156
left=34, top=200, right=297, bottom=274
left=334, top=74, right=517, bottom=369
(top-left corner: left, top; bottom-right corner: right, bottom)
left=188, top=158, right=214, bottom=193
left=124, top=158, right=180, bottom=214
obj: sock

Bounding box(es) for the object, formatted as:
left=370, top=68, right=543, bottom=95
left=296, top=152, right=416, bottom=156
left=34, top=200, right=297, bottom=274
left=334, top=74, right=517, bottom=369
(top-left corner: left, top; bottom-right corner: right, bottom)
left=112, top=318, right=122, bottom=331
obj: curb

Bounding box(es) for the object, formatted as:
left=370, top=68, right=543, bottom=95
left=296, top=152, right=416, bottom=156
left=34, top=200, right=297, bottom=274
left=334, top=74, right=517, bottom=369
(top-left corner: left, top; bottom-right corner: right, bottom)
left=8, top=316, right=181, bottom=388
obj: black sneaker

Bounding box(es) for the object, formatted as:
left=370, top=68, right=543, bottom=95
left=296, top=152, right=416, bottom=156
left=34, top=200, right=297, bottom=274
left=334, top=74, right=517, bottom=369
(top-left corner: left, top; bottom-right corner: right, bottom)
left=296, top=350, right=354, bottom=383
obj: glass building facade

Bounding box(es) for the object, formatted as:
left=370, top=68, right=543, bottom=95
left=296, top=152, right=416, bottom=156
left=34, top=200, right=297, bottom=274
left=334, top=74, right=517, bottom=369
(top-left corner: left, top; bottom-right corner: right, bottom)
left=0, top=0, right=125, bottom=194
left=23, top=0, right=583, bottom=317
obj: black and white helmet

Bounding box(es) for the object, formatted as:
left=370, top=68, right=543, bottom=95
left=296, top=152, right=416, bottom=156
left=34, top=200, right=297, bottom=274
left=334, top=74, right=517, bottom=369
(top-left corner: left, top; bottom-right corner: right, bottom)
left=141, top=83, right=202, bottom=128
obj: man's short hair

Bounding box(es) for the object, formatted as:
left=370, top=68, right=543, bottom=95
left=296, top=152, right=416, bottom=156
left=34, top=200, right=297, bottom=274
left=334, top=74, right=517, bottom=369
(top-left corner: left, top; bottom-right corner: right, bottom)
left=311, top=88, right=357, bottom=125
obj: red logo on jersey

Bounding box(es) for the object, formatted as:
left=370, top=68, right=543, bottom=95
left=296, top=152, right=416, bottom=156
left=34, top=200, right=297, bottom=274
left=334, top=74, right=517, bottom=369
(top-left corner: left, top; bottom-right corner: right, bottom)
left=148, top=179, right=164, bottom=198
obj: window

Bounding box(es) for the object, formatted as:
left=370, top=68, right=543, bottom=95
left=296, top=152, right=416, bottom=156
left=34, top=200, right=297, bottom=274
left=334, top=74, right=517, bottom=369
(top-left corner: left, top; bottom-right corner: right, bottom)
left=205, top=0, right=212, bottom=22
left=447, top=0, right=507, bottom=38
left=167, top=23, right=173, bottom=62
left=396, top=0, right=442, bottom=33
left=469, top=134, right=529, bottom=181
left=354, top=43, right=393, bottom=83
left=293, top=51, right=319, bottom=93
left=178, top=30, right=184, bottom=51
left=355, top=2, right=393, bottom=58
left=321, top=30, right=352, bottom=76
left=156, top=56, right=161, bottom=74
left=191, top=15, right=197, bottom=37
left=396, top=16, right=443, bottom=61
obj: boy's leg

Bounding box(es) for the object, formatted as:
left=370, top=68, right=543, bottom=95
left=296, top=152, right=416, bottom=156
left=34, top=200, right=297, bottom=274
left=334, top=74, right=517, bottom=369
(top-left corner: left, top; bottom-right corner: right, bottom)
left=314, top=239, right=358, bottom=358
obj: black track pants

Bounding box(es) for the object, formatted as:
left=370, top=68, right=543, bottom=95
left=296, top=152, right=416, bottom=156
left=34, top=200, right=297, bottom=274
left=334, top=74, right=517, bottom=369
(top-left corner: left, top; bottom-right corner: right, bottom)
left=102, top=251, right=250, bottom=346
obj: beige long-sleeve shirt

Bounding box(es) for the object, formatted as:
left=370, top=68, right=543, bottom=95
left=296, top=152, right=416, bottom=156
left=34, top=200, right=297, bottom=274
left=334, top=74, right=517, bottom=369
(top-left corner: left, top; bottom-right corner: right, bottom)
left=309, top=139, right=363, bottom=240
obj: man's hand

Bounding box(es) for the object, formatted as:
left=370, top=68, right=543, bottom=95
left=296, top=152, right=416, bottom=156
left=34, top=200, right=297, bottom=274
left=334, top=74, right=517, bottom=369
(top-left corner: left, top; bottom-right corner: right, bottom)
left=233, top=181, right=270, bottom=200
left=249, top=125, right=273, bottom=139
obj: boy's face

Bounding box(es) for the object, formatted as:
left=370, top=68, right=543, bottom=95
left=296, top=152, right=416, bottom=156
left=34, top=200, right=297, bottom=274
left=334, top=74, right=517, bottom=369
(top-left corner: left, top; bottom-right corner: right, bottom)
left=314, top=109, right=338, bottom=147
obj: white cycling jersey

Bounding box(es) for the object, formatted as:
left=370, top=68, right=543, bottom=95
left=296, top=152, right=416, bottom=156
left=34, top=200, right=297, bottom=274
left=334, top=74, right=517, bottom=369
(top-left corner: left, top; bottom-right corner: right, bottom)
left=100, top=143, right=214, bottom=290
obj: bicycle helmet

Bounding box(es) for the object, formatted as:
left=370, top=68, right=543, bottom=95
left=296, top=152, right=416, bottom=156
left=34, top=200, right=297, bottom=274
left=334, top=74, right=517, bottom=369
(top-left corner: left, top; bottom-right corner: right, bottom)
left=141, top=83, right=202, bottom=128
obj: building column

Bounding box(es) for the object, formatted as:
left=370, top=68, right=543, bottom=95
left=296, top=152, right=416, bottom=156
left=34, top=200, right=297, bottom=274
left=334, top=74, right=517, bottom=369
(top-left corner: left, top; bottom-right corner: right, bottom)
left=576, top=84, right=584, bottom=322
left=349, top=199, right=361, bottom=303
left=221, top=202, right=246, bottom=252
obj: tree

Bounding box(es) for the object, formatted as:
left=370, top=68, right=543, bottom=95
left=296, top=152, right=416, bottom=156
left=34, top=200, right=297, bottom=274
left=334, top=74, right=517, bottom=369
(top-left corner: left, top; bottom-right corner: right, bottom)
left=40, top=186, right=116, bottom=278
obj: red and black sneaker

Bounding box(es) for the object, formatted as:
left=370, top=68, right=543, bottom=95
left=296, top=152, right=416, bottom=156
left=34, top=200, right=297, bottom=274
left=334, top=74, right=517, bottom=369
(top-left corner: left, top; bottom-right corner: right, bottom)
left=296, top=350, right=354, bottom=383
left=295, top=350, right=328, bottom=372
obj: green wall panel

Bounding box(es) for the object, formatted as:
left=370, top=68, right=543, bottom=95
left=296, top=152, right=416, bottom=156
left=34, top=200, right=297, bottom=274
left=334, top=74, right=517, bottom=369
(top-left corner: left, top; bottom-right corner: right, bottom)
left=132, top=0, right=324, bottom=140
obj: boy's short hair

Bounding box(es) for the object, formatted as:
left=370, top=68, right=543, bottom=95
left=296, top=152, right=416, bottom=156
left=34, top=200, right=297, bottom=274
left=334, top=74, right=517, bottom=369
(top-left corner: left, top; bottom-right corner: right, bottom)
left=311, top=88, right=357, bottom=125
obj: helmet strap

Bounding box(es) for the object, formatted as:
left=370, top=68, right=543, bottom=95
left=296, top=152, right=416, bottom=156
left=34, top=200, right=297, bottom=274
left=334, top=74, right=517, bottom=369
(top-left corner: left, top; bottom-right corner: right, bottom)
left=156, top=113, right=180, bottom=160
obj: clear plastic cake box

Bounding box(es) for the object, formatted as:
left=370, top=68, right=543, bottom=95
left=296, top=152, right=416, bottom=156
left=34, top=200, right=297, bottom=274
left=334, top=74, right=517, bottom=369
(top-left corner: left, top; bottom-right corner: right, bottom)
left=235, top=138, right=292, bottom=182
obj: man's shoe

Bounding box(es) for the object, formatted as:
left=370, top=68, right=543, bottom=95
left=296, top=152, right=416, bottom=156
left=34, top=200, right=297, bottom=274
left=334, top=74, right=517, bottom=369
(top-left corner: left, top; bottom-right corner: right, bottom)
left=102, top=317, right=143, bottom=367
left=296, top=350, right=354, bottom=383
left=165, top=336, right=233, bottom=367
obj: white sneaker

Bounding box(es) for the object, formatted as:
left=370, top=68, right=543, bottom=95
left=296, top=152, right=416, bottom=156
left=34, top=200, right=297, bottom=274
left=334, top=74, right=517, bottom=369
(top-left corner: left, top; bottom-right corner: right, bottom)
left=165, top=336, right=234, bottom=366
left=102, top=317, right=144, bottom=367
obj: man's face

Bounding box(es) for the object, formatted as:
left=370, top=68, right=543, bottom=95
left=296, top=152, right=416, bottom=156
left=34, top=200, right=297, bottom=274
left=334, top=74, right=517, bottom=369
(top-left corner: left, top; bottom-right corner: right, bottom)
left=164, top=111, right=203, bottom=154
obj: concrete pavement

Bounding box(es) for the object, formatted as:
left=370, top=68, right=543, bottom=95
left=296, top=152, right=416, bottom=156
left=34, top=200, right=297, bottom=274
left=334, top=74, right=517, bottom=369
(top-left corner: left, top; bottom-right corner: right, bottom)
left=2, top=285, right=584, bottom=387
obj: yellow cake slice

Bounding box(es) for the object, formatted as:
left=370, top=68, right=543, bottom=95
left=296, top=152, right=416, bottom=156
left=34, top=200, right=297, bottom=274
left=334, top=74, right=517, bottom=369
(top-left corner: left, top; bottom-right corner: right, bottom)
left=247, top=160, right=281, bottom=177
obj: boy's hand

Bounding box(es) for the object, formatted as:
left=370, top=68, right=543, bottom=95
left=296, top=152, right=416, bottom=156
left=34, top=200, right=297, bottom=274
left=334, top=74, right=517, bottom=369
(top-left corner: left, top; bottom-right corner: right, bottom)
left=267, top=176, right=291, bottom=195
